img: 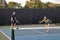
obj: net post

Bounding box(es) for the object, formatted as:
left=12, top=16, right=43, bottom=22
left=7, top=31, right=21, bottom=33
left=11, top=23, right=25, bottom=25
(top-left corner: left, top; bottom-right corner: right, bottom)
left=11, top=28, right=15, bottom=40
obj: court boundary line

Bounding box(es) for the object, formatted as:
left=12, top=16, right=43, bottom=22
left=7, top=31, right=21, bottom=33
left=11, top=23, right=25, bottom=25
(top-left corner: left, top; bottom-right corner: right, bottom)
left=14, top=27, right=60, bottom=38
left=31, top=30, right=47, bottom=35
left=15, top=34, right=60, bottom=38
left=14, top=27, right=60, bottom=30
left=0, top=29, right=11, bottom=40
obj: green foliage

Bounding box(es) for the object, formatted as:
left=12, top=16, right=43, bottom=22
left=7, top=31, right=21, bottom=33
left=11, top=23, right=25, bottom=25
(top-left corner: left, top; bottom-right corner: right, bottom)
left=55, top=4, right=60, bottom=8
left=17, top=4, right=22, bottom=8
left=0, top=0, right=7, bottom=8
left=25, top=0, right=60, bottom=9
left=45, top=2, right=54, bottom=8
left=25, top=1, right=30, bottom=8
left=7, top=2, right=22, bottom=8
left=25, top=0, right=44, bottom=8
left=0, top=0, right=60, bottom=8
left=7, top=2, right=16, bottom=8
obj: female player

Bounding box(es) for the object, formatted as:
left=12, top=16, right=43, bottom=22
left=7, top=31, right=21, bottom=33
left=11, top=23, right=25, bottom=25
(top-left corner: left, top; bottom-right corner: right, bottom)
left=39, top=16, right=52, bottom=32
left=11, top=12, right=18, bottom=28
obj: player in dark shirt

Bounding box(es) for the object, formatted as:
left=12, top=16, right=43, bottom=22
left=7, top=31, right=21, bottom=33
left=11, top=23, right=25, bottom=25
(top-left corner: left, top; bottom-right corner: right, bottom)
left=11, top=12, right=18, bottom=28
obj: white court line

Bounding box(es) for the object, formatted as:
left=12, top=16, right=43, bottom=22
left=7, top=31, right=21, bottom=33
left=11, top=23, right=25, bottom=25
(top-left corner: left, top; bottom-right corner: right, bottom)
left=0, top=29, right=11, bottom=40
left=15, top=34, right=60, bottom=38
left=15, top=35, right=47, bottom=38
left=14, top=27, right=60, bottom=38
left=14, top=27, right=60, bottom=30
left=31, top=30, right=47, bottom=35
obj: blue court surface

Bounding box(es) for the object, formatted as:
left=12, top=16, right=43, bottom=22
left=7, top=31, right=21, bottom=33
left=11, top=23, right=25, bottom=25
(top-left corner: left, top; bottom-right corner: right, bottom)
left=0, top=27, right=60, bottom=40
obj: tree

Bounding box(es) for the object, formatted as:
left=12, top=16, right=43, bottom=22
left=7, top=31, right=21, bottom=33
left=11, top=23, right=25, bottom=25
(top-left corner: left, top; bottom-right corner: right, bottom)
left=24, top=1, right=30, bottom=8
left=7, top=2, right=16, bottom=8
left=45, top=2, right=55, bottom=8
left=17, top=4, right=22, bottom=8
left=55, top=4, right=60, bottom=8
left=36, top=0, right=44, bottom=8
left=14, top=3, right=22, bottom=9
left=7, top=2, right=22, bottom=8
left=0, top=0, right=7, bottom=8
left=25, top=0, right=44, bottom=9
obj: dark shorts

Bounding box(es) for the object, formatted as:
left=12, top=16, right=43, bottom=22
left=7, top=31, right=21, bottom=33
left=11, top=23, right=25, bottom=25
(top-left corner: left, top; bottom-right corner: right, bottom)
left=11, top=20, right=16, bottom=24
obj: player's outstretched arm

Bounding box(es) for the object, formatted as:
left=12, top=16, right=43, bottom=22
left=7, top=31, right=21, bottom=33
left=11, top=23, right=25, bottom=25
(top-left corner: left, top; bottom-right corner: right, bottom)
left=38, top=20, right=44, bottom=23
